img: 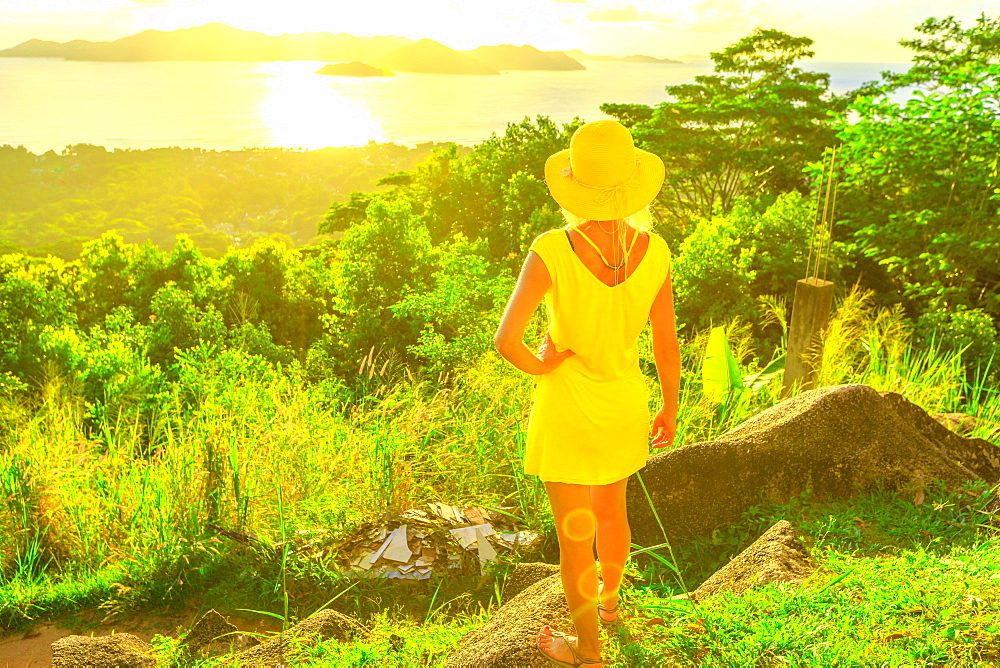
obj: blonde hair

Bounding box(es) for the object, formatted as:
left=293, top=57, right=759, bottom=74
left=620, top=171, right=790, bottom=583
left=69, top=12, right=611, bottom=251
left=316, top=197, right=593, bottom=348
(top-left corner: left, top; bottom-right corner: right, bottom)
left=560, top=205, right=654, bottom=233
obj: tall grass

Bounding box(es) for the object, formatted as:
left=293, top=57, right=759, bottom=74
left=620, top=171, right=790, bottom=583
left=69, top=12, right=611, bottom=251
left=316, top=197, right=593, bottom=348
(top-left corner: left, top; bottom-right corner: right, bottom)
left=0, top=290, right=997, bottom=630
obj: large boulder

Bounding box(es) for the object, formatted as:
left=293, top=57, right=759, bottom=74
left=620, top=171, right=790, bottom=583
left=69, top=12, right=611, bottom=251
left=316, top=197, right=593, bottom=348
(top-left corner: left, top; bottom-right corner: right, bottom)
left=447, top=572, right=574, bottom=667
left=501, top=562, right=560, bottom=604
left=692, top=520, right=813, bottom=600
left=628, top=385, right=1000, bottom=547
left=51, top=633, right=156, bottom=667
left=933, top=412, right=978, bottom=436
left=230, top=608, right=368, bottom=666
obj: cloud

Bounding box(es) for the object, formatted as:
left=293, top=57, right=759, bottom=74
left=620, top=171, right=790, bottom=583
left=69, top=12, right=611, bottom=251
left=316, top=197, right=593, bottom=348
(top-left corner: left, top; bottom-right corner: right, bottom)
left=684, top=0, right=755, bottom=33
left=586, top=4, right=674, bottom=23
left=587, top=6, right=642, bottom=21
left=130, top=0, right=172, bottom=5
left=550, top=0, right=586, bottom=3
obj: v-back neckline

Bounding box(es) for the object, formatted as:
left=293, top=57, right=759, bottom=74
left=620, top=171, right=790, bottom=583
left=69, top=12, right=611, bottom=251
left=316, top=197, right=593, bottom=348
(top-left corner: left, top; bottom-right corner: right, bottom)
left=563, top=226, right=652, bottom=289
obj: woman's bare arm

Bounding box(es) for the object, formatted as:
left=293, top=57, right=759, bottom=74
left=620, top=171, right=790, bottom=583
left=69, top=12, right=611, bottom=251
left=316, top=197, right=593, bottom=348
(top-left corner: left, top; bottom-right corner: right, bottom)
left=648, top=267, right=681, bottom=447
left=494, top=251, right=574, bottom=375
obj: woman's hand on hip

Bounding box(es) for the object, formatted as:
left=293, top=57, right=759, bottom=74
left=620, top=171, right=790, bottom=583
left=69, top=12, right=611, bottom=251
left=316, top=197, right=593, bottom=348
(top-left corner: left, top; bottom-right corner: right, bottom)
left=536, top=331, right=574, bottom=373
left=650, top=405, right=677, bottom=449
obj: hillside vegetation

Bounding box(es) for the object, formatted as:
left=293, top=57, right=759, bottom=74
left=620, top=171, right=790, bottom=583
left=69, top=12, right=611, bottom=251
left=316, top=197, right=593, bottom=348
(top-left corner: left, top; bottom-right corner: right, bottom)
left=0, top=142, right=450, bottom=259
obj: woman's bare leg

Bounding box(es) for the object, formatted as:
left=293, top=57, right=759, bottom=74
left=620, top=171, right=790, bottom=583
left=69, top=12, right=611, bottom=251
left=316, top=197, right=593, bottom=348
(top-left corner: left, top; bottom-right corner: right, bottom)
left=537, top=480, right=603, bottom=664
left=591, top=477, right=630, bottom=619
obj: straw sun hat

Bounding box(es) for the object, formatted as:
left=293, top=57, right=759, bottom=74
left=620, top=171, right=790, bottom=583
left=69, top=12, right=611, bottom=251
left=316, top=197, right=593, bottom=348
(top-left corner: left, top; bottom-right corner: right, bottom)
left=544, top=119, right=664, bottom=221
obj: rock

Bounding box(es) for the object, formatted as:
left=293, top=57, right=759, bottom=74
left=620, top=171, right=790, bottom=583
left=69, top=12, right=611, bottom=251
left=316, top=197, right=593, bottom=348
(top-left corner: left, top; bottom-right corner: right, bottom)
left=447, top=573, right=571, bottom=667
left=692, top=520, right=813, bottom=600
left=627, top=385, right=1000, bottom=548
left=285, top=608, right=368, bottom=643
left=52, top=633, right=156, bottom=667
left=501, top=562, right=560, bottom=604
left=230, top=609, right=368, bottom=666
left=933, top=412, right=978, bottom=435
left=228, top=637, right=295, bottom=667
left=181, top=609, right=238, bottom=655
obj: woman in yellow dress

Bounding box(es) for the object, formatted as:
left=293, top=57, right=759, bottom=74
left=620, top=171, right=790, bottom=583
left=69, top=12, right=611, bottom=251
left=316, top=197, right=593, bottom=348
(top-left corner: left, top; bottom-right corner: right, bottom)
left=494, top=119, right=681, bottom=667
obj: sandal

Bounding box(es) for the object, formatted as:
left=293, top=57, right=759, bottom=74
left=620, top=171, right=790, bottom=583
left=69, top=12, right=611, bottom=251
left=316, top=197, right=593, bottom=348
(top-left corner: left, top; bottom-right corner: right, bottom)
left=597, top=601, right=620, bottom=626
left=597, top=583, right=620, bottom=626
left=537, top=626, right=604, bottom=666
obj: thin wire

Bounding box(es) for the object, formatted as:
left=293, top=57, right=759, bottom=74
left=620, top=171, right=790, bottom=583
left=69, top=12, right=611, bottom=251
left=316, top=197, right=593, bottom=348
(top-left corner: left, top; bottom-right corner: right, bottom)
left=805, top=148, right=828, bottom=279
left=822, top=149, right=840, bottom=282
left=815, top=145, right=837, bottom=279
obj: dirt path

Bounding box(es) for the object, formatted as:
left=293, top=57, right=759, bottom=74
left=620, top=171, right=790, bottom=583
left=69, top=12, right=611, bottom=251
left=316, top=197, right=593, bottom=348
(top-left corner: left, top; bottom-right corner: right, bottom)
left=0, top=609, right=283, bottom=667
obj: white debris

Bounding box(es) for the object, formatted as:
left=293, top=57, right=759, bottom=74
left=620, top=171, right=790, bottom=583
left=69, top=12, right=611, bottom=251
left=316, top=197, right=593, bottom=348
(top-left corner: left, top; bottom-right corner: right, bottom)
left=381, top=525, right=413, bottom=563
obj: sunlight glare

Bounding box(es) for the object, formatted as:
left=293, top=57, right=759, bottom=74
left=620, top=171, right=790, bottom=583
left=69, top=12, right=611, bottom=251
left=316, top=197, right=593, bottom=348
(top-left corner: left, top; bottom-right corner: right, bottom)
left=257, top=62, right=385, bottom=149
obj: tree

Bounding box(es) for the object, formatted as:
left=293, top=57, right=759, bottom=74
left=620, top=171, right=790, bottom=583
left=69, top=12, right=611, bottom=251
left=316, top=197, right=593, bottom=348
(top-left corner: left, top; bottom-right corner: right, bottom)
left=672, top=193, right=818, bottom=333
left=391, top=234, right=514, bottom=373
left=602, top=28, right=842, bottom=226
left=875, top=13, right=1000, bottom=91
left=371, top=117, right=580, bottom=262
left=75, top=232, right=138, bottom=328
left=320, top=192, right=375, bottom=234
left=333, top=197, right=435, bottom=359
left=0, top=255, right=75, bottom=381
left=834, top=15, right=1000, bottom=372
left=147, top=282, right=225, bottom=368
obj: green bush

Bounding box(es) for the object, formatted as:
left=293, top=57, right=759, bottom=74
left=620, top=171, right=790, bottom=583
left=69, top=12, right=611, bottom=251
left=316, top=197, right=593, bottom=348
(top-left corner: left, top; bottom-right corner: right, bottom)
left=672, top=193, right=817, bottom=334
left=147, top=283, right=226, bottom=368
left=334, top=197, right=435, bottom=361
left=391, top=234, right=514, bottom=374
left=915, top=306, right=999, bottom=377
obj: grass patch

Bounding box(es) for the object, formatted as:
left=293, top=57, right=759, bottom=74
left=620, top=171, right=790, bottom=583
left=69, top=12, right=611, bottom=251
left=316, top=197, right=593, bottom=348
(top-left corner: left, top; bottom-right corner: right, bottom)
left=1, top=295, right=998, bottom=665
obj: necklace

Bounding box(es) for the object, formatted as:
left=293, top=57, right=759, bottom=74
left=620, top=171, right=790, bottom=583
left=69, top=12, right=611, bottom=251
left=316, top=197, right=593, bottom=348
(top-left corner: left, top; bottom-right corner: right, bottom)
left=595, top=219, right=621, bottom=234
left=574, top=225, right=638, bottom=271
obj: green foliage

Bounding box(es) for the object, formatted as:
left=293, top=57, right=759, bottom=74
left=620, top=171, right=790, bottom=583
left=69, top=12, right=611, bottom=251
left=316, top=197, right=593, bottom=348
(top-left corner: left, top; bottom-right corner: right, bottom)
left=672, top=193, right=816, bottom=333
left=702, top=326, right=744, bottom=403
left=0, top=143, right=446, bottom=258
left=334, top=197, right=435, bottom=359
left=39, top=308, right=168, bottom=431
left=603, top=28, right=841, bottom=225
left=320, top=191, right=374, bottom=234
left=392, top=234, right=514, bottom=373
left=147, top=283, right=226, bottom=367
left=627, top=482, right=999, bottom=667
left=915, top=306, right=999, bottom=375
left=835, top=42, right=1000, bottom=359
left=75, top=232, right=141, bottom=328
left=877, top=13, right=1000, bottom=91
left=378, top=117, right=579, bottom=263
left=0, top=254, right=75, bottom=381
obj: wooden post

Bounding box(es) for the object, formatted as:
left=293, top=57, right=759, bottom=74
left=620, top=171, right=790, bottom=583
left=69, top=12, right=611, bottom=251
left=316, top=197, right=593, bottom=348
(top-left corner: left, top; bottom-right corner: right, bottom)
left=782, top=278, right=834, bottom=397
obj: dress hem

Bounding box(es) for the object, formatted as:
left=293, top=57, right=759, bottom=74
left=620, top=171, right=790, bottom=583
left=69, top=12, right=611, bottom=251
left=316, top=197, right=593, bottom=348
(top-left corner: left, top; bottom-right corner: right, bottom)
left=526, top=457, right=648, bottom=486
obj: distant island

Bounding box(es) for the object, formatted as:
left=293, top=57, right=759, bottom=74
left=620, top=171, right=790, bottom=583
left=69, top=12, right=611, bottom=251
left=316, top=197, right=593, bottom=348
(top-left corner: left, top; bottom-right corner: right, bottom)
left=564, top=49, right=680, bottom=64
left=0, top=22, right=689, bottom=74
left=316, top=62, right=392, bottom=77
left=465, top=44, right=584, bottom=71
left=0, top=23, right=411, bottom=63
left=375, top=39, right=499, bottom=75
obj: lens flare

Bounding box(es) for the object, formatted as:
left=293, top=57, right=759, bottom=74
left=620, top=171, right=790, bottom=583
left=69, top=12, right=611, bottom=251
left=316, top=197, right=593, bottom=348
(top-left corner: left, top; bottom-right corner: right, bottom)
left=560, top=507, right=597, bottom=542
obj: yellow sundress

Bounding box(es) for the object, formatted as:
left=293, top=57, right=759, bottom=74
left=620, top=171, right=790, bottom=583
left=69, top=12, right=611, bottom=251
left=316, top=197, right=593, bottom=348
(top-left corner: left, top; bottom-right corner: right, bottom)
left=524, top=225, right=672, bottom=485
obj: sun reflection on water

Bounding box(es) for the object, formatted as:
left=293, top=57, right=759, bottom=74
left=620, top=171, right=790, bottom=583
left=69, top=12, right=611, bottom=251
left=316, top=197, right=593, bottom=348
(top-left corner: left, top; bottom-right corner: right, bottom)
left=257, top=62, right=385, bottom=149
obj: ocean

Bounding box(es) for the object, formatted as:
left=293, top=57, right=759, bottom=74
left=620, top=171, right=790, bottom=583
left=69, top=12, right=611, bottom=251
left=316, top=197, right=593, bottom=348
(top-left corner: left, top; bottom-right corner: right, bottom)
left=0, top=58, right=907, bottom=152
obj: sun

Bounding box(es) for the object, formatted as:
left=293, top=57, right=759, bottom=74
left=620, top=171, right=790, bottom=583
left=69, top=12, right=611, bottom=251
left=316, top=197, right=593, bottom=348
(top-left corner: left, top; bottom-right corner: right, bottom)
left=256, top=62, right=386, bottom=149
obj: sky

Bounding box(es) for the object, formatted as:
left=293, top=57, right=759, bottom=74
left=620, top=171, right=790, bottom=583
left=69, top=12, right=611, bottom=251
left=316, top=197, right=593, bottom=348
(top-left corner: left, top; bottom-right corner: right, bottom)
left=0, top=0, right=995, bottom=63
